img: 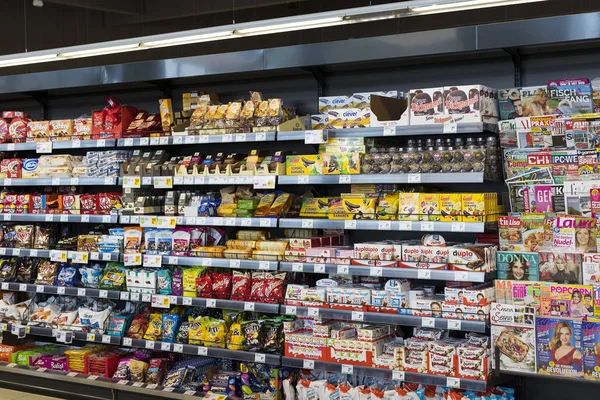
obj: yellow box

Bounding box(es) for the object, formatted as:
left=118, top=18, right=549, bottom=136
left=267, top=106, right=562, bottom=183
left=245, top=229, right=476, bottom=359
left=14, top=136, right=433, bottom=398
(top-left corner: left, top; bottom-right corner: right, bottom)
left=158, top=98, right=174, bottom=132
left=322, top=153, right=361, bottom=175
left=462, top=193, right=485, bottom=222
left=440, top=193, right=462, bottom=222
left=398, top=193, right=420, bottom=221
left=327, top=108, right=370, bottom=129
left=328, top=197, right=376, bottom=220
left=418, top=193, right=440, bottom=221
left=300, top=198, right=335, bottom=218
left=286, top=155, right=323, bottom=175
left=376, top=193, right=399, bottom=220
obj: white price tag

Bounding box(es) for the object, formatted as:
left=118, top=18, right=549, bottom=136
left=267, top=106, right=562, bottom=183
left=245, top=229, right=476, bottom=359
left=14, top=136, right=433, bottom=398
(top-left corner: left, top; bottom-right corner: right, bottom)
left=150, top=137, right=159, bottom=146
left=0, top=248, right=5, bottom=256
left=133, top=382, right=145, bottom=388
left=60, top=214, right=68, bottom=222
left=383, top=126, right=396, bottom=136
left=337, top=265, right=349, bottom=274
left=70, top=178, right=79, bottom=186
left=229, top=259, right=241, bottom=269
left=206, top=299, right=217, bottom=308
left=338, top=175, right=351, bottom=184
left=124, top=253, right=142, bottom=266
left=99, top=290, right=108, bottom=298
left=422, top=317, right=436, bottom=328
left=258, top=261, right=270, bottom=270
left=130, top=292, right=140, bottom=301
left=1, top=323, right=7, bottom=331
left=124, top=138, right=134, bottom=146
left=57, top=287, right=66, bottom=295
left=102, top=253, right=112, bottom=261
left=169, top=296, right=178, bottom=305
left=370, top=267, right=383, bottom=277
left=69, top=251, right=89, bottom=264
left=159, top=136, right=169, bottom=145
left=143, top=254, right=162, bottom=268
left=145, top=340, right=155, bottom=349
left=307, top=307, right=319, bottom=317
left=292, top=263, right=304, bottom=272
left=184, top=390, right=196, bottom=396
left=45, top=214, right=53, bottom=222
left=201, top=258, right=212, bottom=267
left=71, top=140, right=81, bottom=148
left=222, top=134, right=233, bottom=143
left=36, top=285, right=44, bottom=293
left=78, top=288, right=87, bottom=296
left=37, top=367, right=47, bottom=372
left=161, top=342, right=172, bottom=351
left=81, top=215, right=90, bottom=223
left=89, top=251, right=99, bottom=260
left=86, top=375, right=98, bottom=381
left=123, top=176, right=141, bottom=188
left=378, top=221, right=392, bottom=230
left=56, top=331, right=73, bottom=344
left=195, top=176, right=206, bottom=185
left=50, top=250, right=68, bottom=262
left=117, top=380, right=128, bottom=385
left=255, top=132, right=266, bottom=141
left=407, top=174, right=421, bottom=184
left=97, top=139, right=106, bottom=147
left=123, top=338, right=132, bottom=346
left=167, top=256, right=179, bottom=265
left=12, top=249, right=20, bottom=257
left=259, top=218, right=273, bottom=227
left=67, top=372, right=78, bottom=377
left=417, top=269, right=431, bottom=279
left=451, top=222, right=465, bottom=232
left=163, top=387, right=175, bottom=392
left=297, top=175, right=309, bottom=184
left=392, top=370, right=405, bottom=381
left=241, top=218, right=252, bottom=227
left=447, top=319, right=462, bottom=330
left=185, top=136, right=195, bottom=144
left=87, top=333, right=96, bottom=342
left=244, top=302, right=255, bottom=311
left=254, top=353, right=266, bottom=363
left=303, top=359, right=315, bottom=369
left=443, top=123, right=458, bottom=134
left=36, top=141, right=52, bottom=154
left=3, top=214, right=11, bottom=221
left=301, top=219, right=314, bottom=228
left=421, top=222, right=434, bottom=231
left=344, top=220, right=356, bottom=230
left=197, top=347, right=208, bottom=356
left=182, top=297, right=192, bottom=306
left=235, top=133, right=247, bottom=142
left=455, top=271, right=470, bottom=281
left=6, top=144, right=14, bottom=151
left=341, top=365, right=354, bottom=374
left=146, top=383, right=158, bottom=389
left=174, top=344, right=184, bottom=353
left=313, top=264, right=326, bottom=273
left=351, top=311, right=364, bottom=321
left=285, top=306, right=297, bottom=315
left=19, top=283, right=27, bottom=291
left=225, top=217, right=236, bottom=226
left=139, top=137, right=149, bottom=146
left=305, top=129, right=327, bottom=144
left=0, top=282, right=7, bottom=290
left=253, top=175, right=276, bottom=189
left=130, top=215, right=140, bottom=223
left=52, top=178, right=61, bottom=186
left=153, top=176, right=173, bottom=189
left=446, top=377, right=461, bottom=388
left=142, top=293, right=151, bottom=302
left=183, top=176, right=194, bottom=185
left=102, top=335, right=112, bottom=344
left=398, top=221, right=412, bottom=231
left=152, top=295, right=171, bottom=309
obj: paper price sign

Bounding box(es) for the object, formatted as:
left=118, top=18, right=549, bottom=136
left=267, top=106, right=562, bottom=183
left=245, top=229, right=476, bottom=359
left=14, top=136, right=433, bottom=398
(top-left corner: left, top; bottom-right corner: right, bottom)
left=102, top=253, right=112, bottom=261
left=304, top=129, right=328, bottom=144
left=446, top=377, right=461, bottom=388
left=142, top=293, right=151, bottom=302
left=259, top=218, right=273, bottom=227
left=145, top=341, right=156, bottom=349
left=117, top=380, right=128, bottom=385
left=57, top=287, right=66, bottom=295
left=351, top=311, right=364, bottom=321
left=36, top=285, right=44, bottom=293
left=301, top=219, right=313, bottom=228
left=443, top=123, right=458, bottom=134
left=253, top=175, right=276, bottom=189
left=139, top=215, right=157, bottom=227
left=244, top=302, right=255, bottom=311
left=69, top=251, right=89, bottom=264
left=235, top=133, right=247, bottom=142
left=222, top=134, right=233, bottom=143
left=258, top=261, right=271, bottom=270
left=254, top=353, right=266, bottom=363
left=152, top=295, right=171, bottom=309
left=307, top=308, right=319, bottom=317
left=337, top=265, right=349, bottom=274
left=56, top=331, right=73, bottom=344
left=398, top=221, right=412, bottom=231
left=392, top=371, right=405, bottom=381
left=50, top=250, right=68, bottom=262
left=60, top=215, right=69, bottom=222
left=206, top=299, right=217, bottom=308
left=102, top=335, right=112, bottom=344
left=81, top=215, right=91, bottom=223
left=161, top=342, right=171, bottom=351
left=124, top=253, right=142, bottom=266
left=344, top=220, right=357, bottom=230
left=378, top=221, right=392, bottom=230
left=19, top=283, right=27, bottom=291
left=447, top=319, right=462, bottom=330
left=285, top=306, right=297, bottom=315
left=146, top=383, right=158, bottom=389
left=36, top=141, right=52, bottom=154
left=292, top=263, right=303, bottom=272
left=370, top=267, right=383, bottom=277
left=313, top=264, right=326, bottom=273
left=153, top=176, right=173, bottom=189
left=67, top=372, right=78, bottom=377
left=0, top=283, right=7, bottom=290
left=303, top=359, right=315, bottom=369
left=77, top=288, right=86, bottom=296
left=173, top=344, right=184, bottom=353
left=255, top=132, right=266, bottom=141
left=37, top=367, right=47, bottom=372
left=157, top=216, right=177, bottom=228
left=122, top=338, right=132, bottom=346
left=341, top=365, right=353, bottom=374
left=417, top=269, right=431, bottom=279
left=123, top=176, right=141, bottom=188
left=455, top=271, right=469, bottom=281
left=383, top=126, right=397, bottom=136
left=182, top=297, right=192, bottom=305
left=98, top=290, right=108, bottom=298
left=422, top=317, right=436, bottom=328
left=184, top=390, right=196, bottom=396
left=407, top=174, right=421, bottom=183
left=421, top=222, right=434, bottom=231
left=133, top=382, right=145, bottom=388
left=451, top=222, right=465, bottom=232
left=70, top=178, right=79, bottom=185
left=197, top=347, right=208, bottom=356
left=143, top=254, right=162, bottom=268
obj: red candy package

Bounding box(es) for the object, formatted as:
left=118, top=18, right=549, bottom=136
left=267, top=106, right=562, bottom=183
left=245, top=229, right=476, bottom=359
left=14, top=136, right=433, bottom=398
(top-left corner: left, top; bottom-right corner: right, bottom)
left=98, top=192, right=121, bottom=214
left=231, top=271, right=251, bottom=301
left=210, top=271, right=232, bottom=300
left=0, top=119, right=8, bottom=143
left=263, top=272, right=287, bottom=304
left=80, top=194, right=97, bottom=214
left=250, top=272, right=267, bottom=302
left=8, top=118, right=29, bottom=143
left=196, top=274, right=213, bottom=298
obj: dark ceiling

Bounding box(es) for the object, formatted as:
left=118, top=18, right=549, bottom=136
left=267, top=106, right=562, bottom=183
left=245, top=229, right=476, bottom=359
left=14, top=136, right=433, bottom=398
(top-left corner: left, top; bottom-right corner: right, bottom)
left=1, top=0, right=599, bottom=76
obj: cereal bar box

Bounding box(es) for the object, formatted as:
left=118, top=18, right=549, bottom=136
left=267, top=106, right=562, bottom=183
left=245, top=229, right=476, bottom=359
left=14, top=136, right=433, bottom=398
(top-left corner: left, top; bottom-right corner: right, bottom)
left=542, top=215, right=597, bottom=252
left=497, top=251, right=539, bottom=281
left=490, top=302, right=536, bottom=373
left=536, top=317, right=583, bottom=379
left=582, top=319, right=600, bottom=381
left=538, top=250, right=582, bottom=284
left=540, top=283, right=594, bottom=318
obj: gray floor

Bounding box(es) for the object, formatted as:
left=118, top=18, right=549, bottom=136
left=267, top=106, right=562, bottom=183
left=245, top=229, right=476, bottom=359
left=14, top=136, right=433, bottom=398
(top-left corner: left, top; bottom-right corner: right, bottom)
left=0, top=388, right=64, bottom=400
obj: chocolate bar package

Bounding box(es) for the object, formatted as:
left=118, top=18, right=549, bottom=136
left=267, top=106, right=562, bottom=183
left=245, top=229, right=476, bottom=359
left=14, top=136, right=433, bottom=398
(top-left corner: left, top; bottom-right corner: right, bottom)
left=498, top=88, right=523, bottom=120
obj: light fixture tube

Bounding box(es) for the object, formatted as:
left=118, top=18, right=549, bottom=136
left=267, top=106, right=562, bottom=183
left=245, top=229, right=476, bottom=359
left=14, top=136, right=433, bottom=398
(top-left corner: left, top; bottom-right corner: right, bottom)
left=236, top=17, right=346, bottom=36
left=0, top=53, right=61, bottom=67
left=412, top=0, right=546, bottom=13
left=61, top=43, right=143, bottom=58
left=144, top=31, right=234, bottom=48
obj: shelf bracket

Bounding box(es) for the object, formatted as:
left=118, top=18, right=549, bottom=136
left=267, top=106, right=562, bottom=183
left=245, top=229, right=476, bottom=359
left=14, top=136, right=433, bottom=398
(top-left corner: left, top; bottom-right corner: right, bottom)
left=503, top=48, right=522, bottom=87
left=22, top=91, right=49, bottom=120
left=304, top=67, right=325, bottom=98
left=146, top=80, right=172, bottom=98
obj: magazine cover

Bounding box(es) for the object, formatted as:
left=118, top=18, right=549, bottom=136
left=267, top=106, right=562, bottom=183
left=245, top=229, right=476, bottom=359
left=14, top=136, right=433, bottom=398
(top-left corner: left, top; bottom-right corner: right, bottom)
left=547, top=82, right=593, bottom=115
left=497, top=251, right=539, bottom=281
left=498, top=214, right=545, bottom=252
left=508, top=281, right=542, bottom=311
left=537, top=317, right=584, bottom=378
left=538, top=251, right=583, bottom=284
left=540, top=283, right=594, bottom=318
left=498, top=88, right=523, bottom=120
left=542, top=215, right=597, bottom=252
left=520, top=86, right=550, bottom=117
left=491, top=302, right=536, bottom=373
left=583, top=253, right=600, bottom=285
left=516, top=184, right=565, bottom=213
left=582, top=320, right=600, bottom=381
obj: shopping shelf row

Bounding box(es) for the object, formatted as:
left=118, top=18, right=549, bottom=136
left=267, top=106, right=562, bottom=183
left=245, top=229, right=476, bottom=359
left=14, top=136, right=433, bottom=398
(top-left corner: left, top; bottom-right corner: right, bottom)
left=0, top=122, right=497, bottom=152
left=0, top=247, right=491, bottom=282
left=1, top=323, right=488, bottom=390
left=0, top=171, right=485, bottom=188
left=0, top=283, right=487, bottom=332
left=0, top=213, right=487, bottom=233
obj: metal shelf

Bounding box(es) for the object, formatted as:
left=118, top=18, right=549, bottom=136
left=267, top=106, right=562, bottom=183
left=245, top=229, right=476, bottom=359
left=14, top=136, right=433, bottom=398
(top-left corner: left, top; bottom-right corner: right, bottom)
left=0, top=177, right=117, bottom=186
left=162, top=255, right=277, bottom=270
left=0, top=214, right=118, bottom=223
left=280, top=357, right=487, bottom=390
left=286, top=306, right=487, bottom=332
left=121, top=215, right=276, bottom=228
left=279, top=262, right=490, bottom=283
left=0, top=139, right=116, bottom=152
left=119, top=175, right=264, bottom=186
left=278, top=172, right=484, bottom=185
left=278, top=219, right=485, bottom=232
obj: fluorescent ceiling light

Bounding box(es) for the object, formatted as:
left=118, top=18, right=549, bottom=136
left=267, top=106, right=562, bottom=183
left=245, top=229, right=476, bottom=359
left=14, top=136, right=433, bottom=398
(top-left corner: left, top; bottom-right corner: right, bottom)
left=0, top=0, right=549, bottom=68
left=236, top=17, right=346, bottom=35
left=61, top=43, right=143, bottom=58
left=144, top=31, right=234, bottom=48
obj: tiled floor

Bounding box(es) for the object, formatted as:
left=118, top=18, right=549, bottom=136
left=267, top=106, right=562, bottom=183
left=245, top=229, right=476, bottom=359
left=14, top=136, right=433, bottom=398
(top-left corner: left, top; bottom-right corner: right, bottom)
left=0, top=387, right=64, bottom=399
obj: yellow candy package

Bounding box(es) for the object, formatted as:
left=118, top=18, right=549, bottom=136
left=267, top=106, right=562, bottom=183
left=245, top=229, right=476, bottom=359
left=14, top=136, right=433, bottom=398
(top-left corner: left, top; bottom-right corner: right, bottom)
left=227, top=322, right=244, bottom=350
left=183, top=267, right=203, bottom=297
left=143, top=313, right=163, bottom=341
left=202, top=318, right=227, bottom=348
left=188, top=315, right=204, bottom=345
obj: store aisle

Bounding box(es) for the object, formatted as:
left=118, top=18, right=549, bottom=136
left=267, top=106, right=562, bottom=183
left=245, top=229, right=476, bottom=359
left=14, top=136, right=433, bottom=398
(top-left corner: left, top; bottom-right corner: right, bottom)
left=0, top=388, right=64, bottom=400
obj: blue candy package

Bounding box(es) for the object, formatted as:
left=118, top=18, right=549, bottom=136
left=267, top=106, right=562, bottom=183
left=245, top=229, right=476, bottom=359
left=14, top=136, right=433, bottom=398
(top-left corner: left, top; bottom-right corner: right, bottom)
left=157, top=269, right=172, bottom=294
left=56, top=264, right=80, bottom=287
left=162, top=314, right=181, bottom=343
left=80, top=263, right=103, bottom=288
left=108, top=315, right=132, bottom=336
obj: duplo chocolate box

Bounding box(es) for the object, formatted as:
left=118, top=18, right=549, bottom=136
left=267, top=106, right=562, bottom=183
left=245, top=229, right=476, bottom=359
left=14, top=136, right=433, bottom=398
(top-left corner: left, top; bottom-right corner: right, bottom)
left=409, top=88, right=444, bottom=125
left=444, top=85, right=499, bottom=124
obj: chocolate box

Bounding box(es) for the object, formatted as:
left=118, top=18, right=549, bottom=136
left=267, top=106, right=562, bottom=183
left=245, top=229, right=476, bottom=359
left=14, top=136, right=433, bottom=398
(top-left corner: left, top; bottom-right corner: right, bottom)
left=443, top=85, right=499, bottom=124
left=409, top=88, right=444, bottom=125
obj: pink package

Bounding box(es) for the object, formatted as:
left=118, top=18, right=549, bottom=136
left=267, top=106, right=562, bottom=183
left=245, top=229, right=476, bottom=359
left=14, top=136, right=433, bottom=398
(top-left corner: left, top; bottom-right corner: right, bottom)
left=206, top=227, right=224, bottom=246
left=306, top=247, right=338, bottom=263
left=33, top=355, right=68, bottom=370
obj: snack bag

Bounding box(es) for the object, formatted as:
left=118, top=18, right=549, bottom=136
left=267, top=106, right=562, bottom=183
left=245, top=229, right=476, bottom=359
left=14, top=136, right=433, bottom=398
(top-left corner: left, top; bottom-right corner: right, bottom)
left=80, top=263, right=103, bottom=288
left=35, top=261, right=59, bottom=285
left=263, top=272, right=287, bottom=304
left=16, top=258, right=38, bottom=283
left=210, top=271, right=232, bottom=300
left=250, top=272, right=267, bottom=302
left=242, top=320, right=265, bottom=352
left=130, top=359, right=148, bottom=383
left=157, top=269, right=172, bottom=295
left=188, top=316, right=204, bottom=345
left=127, top=313, right=149, bottom=339
left=98, top=263, right=126, bottom=290
left=143, top=313, right=163, bottom=341
left=56, top=264, right=80, bottom=287
left=202, top=318, right=227, bottom=348
left=231, top=271, right=251, bottom=301
left=108, top=315, right=131, bottom=336
left=162, top=314, right=181, bottom=343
